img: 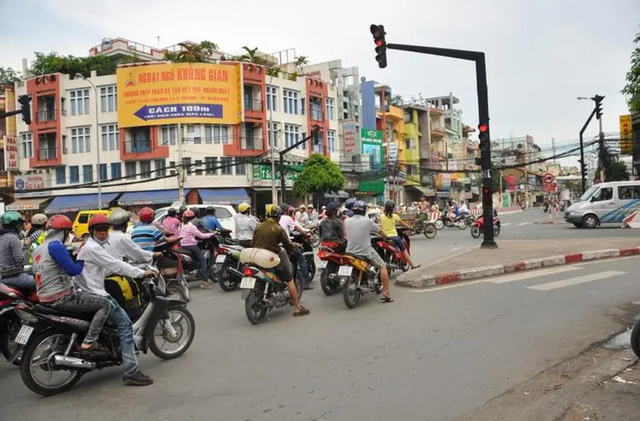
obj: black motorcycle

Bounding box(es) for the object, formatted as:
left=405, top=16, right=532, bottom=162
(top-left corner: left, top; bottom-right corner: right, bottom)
left=290, top=231, right=316, bottom=281
left=212, top=242, right=244, bottom=292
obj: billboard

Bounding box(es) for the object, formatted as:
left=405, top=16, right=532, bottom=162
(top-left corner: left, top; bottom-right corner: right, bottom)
left=360, top=129, right=383, bottom=170
left=117, top=63, right=242, bottom=128
left=14, top=173, right=51, bottom=198
left=3, top=135, right=18, bottom=171
left=343, top=119, right=357, bottom=155
left=620, top=114, right=632, bottom=155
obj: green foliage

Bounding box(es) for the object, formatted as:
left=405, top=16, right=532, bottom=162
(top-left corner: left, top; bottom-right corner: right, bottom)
left=0, top=67, right=21, bottom=84
left=266, top=66, right=281, bottom=77
left=30, top=52, right=116, bottom=77
left=293, top=154, right=345, bottom=197
left=605, top=160, right=629, bottom=181
left=164, top=41, right=219, bottom=63
left=238, top=46, right=267, bottom=65
left=622, top=23, right=640, bottom=113
left=390, top=94, right=404, bottom=107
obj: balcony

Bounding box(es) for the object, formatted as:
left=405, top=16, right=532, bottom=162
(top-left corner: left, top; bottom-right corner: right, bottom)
left=38, top=147, right=58, bottom=161
left=37, top=108, right=57, bottom=123
left=241, top=135, right=263, bottom=151
left=244, top=98, right=263, bottom=111
left=431, top=126, right=446, bottom=138
left=125, top=139, right=152, bottom=154
left=310, top=108, right=323, bottom=122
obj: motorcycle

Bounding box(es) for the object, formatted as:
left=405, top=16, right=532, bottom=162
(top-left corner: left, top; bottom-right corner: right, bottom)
left=470, top=214, right=502, bottom=238
left=239, top=248, right=304, bottom=324
left=338, top=254, right=383, bottom=309
left=307, top=226, right=320, bottom=248
left=149, top=238, right=191, bottom=302
left=212, top=242, right=244, bottom=292
left=411, top=217, right=438, bottom=239
left=172, top=236, right=219, bottom=285
left=317, top=245, right=346, bottom=296
left=290, top=231, right=316, bottom=281
left=441, top=212, right=468, bottom=230
left=0, top=279, right=38, bottom=365
left=13, top=270, right=195, bottom=396
left=375, top=229, right=412, bottom=274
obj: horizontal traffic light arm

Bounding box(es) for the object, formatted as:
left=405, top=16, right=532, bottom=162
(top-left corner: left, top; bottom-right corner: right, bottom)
left=386, top=43, right=484, bottom=62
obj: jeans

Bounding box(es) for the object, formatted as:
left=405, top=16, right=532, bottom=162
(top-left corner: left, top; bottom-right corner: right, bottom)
left=1, top=272, right=36, bottom=290
left=106, top=296, right=139, bottom=375
left=290, top=248, right=310, bottom=285
left=52, top=292, right=112, bottom=345
left=184, top=245, right=208, bottom=280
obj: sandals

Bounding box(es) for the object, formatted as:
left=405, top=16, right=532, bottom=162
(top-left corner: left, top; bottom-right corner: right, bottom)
left=294, top=306, right=310, bottom=317
left=380, top=295, right=394, bottom=303
left=411, top=264, right=422, bottom=270
left=200, top=281, right=213, bottom=289
left=304, top=285, right=314, bottom=290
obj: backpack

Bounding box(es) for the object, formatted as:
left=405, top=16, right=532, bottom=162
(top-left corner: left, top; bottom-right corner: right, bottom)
left=104, top=275, right=144, bottom=321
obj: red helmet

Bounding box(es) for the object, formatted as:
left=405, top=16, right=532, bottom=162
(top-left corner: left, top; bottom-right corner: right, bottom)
left=46, top=215, right=73, bottom=230
left=182, top=210, right=195, bottom=219
left=88, top=214, right=110, bottom=230
left=139, top=207, right=155, bottom=224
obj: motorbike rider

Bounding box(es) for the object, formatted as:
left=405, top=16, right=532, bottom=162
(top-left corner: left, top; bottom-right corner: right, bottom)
left=343, top=197, right=357, bottom=218
left=458, top=200, right=469, bottom=216
left=181, top=210, right=216, bottom=289
left=253, top=204, right=309, bottom=317
left=33, top=215, right=113, bottom=355
left=162, top=208, right=181, bottom=236
left=74, top=213, right=155, bottom=386
left=105, top=209, right=160, bottom=264
left=318, top=202, right=345, bottom=251
left=279, top=203, right=312, bottom=290
left=345, top=200, right=393, bottom=303
left=26, top=213, right=48, bottom=248
left=234, top=202, right=257, bottom=248
left=132, top=208, right=168, bottom=252
left=308, top=205, right=319, bottom=226
left=203, top=206, right=224, bottom=232
left=380, top=201, right=420, bottom=270
left=417, top=196, right=430, bottom=223
left=0, top=211, right=36, bottom=290
left=296, top=205, right=309, bottom=225
left=177, top=205, right=188, bottom=222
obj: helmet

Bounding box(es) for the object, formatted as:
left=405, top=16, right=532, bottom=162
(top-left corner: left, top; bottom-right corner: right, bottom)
left=384, top=200, right=396, bottom=212
left=266, top=204, right=283, bottom=218
left=183, top=210, right=195, bottom=219
left=206, top=206, right=216, bottom=215
left=352, top=200, right=367, bottom=213
left=238, top=202, right=250, bottom=213
left=178, top=206, right=188, bottom=215
left=326, top=202, right=339, bottom=215
left=299, top=204, right=307, bottom=210
left=279, top=202, right=289, bottom=212
left=139, top=207, right=155, bottom=224
left=167, top=208, right=177, bottom=217
left=1, top=211, right=24, bottom=229
left=88, top=214, right=110, bottom=231
left=308, top=205, right=314, bottom=209
left=344, top=198, right=357, bottom=210
left=31, top=213, right=48, bottom=226
left=46, top=215, right=72, bottom=231
left=109, top=209, right=131, bottom=227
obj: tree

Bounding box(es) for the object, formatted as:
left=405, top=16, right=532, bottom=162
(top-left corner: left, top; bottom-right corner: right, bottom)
left=0, top=67, right=21, bottom=84
left=164, top=41, right=219, bottom=63
left=266, top=66, right=281, bottom=78
left=238, top=46, right=266, bottom=65
left=622, top=22, right=640, bottom=113
left=30, top=52, right=116, bottom=77
left=390, top=94, right=404, bottom=107
left=605, top=160, right=629, bottom=181
left=293, top=56, right=309, bottom=73
left=293, top=154, right=345, bottom=203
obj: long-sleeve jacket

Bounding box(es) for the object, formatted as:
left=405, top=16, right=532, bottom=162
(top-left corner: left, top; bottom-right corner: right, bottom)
left=104, top=230, right=153, bottom=264
left=0, top=230, right=27, bottom=278
left=180, top=223, right=214, bottom=247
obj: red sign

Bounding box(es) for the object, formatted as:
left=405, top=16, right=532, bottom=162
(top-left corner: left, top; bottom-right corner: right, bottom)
left=543, top=173, right=555, bottom=184
left=4, top=135, right=18, bottom=172
left=543, top=182, right=557, bottom=193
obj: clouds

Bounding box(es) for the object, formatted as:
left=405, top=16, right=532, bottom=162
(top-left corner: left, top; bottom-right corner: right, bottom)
left=1, top=0, right=639, bottom=148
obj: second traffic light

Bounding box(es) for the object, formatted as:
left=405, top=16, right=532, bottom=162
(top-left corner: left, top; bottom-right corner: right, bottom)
left=370, top=24, right=387, bottom=69
left=18, top=95, right=32, bottom=125
left=478, top=123, right=489, bottom=153
left=578, top=159, right=588, bottom=179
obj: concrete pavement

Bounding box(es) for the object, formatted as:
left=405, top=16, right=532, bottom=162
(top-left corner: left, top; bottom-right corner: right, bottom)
left=2, top=257, right=640, bottom=421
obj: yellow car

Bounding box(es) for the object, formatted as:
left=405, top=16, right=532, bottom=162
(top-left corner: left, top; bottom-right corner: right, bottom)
left=73, top=210, right=111, bottom=240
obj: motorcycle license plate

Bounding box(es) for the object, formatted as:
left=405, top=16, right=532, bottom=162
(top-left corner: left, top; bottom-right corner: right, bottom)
left=240, top=277, right=256, bottom=289
left=14, top=325, right=34, bottom=345
left=318, top=260, right=328, bottom=269
left=338, top=266, right=353, bottom=277
left=215, top=254, right=227, bottom=263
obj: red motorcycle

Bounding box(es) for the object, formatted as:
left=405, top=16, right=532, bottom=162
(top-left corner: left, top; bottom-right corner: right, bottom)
left=470, top=214, right=501, bottom=238
left=317, top=243, right=347, bottom=296
left=0, top=281, right=39, bottom=365
left=375, top=229, right=412, bottom=273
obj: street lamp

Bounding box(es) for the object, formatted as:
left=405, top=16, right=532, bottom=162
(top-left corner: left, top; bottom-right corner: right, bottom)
left=75, top=73, right=103, bottom=209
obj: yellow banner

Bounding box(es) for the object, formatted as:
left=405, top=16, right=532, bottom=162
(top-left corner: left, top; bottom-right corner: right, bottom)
left=620, top=114, right=632, bottom=155
left=117, top=63, right=242, bottom=128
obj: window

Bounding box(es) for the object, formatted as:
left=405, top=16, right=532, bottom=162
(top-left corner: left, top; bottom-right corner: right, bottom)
left=284, top=124, right=301, bottom=149
left=301, top=98, right=306, bottom=115
left=99, top=163, right=107, bottom=182
left=69, top=89, right=90, bottom=116
left=235, top=158, right=246, bottom=175
left=266, top=85, right=278, bottom=111
left=155, top=159, right=166, bottom=177
left=204, top=125, right=229, bottom=144
left=283, top=89, right=299, bottom=114
left=125, top=161, right=136, bottom=179
left=70, top=127, right=91, bottom=154
left=215, top=207, right=232, bottom=218
left=267, top=122, right=279, bottom=148
left=77, top=214, right=89, bottom=224
left=405, top=138, right=416, bottom=150
left=326, top=98, right=335, bottom=120
left=69, top=166, right=79, bottom=184
left=220, top=157, right=233, bottom=175
left=111, top=162, right=122, bottom=180
left=618, top=186, right=640, bottom=200
left=139, top=160, right=151, bottom=179
left=100, top=85, right=117, bottom=112
left=83, top=165, right=93, bottom=183
left=55, top=167, right=65, bottom=185
left=161, top=125, right=177, bottom=146
left=182, top=157, right=192, bottom=175
left=328, top=130, right=336, bottom=153
left=186, top=125, right=201, bottom=144
left=20, top=132, right=33, bottom=158
left=592, top=187, right=612, bottom=202
left=195, top=160, right=203, bottom=176
left=205, top=157, right=217, bottom=175
left=101, top=124, right=119, bottom=151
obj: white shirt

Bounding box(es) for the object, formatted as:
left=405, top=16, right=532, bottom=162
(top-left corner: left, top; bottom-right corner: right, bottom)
left=234, top=213, right=257, bottom=241
left=279, top=215, right=298, bottom=234
left=74, top=237, right=146, bottom=296
left=104, top=230, right=153, bottom=264
left=458, top=203, right=469, bottom=213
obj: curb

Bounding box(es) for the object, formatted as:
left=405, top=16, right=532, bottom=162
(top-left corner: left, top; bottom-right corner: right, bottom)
left=395, top=246, right=640, bottom=288
left=534, top=219, right=565, bottom=225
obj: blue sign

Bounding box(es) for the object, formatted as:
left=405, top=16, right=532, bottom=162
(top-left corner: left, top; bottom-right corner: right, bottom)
left=134, top=103, right=223, bottom=122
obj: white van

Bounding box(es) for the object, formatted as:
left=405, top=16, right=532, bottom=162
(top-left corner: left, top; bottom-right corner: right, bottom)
left=155, top=205, right=237, bottom=237
left=564, top=181, right=640, bottom=228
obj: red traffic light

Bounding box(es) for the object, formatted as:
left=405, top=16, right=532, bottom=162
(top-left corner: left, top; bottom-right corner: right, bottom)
left=478, top=124, right=488, bottom=133
left=375, top=39, right=383, bottom=47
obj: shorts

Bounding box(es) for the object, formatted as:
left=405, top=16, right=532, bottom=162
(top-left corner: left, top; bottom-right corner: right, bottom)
left=390, top=236, right=406, bottom=251
left=359, top=249, right=386, bottom=270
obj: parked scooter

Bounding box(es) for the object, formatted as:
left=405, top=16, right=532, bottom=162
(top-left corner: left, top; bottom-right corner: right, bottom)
left=470, top=213, right=501, bottom=238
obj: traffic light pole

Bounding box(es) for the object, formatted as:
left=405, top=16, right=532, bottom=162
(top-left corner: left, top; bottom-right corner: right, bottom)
left=579, top=108, right=597, bottom=194
left=385, top=43, right=496, bottom=248
left=278, top=125, right=320, bottom=202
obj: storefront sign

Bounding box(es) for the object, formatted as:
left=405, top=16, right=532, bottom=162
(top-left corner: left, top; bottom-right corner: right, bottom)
left=14, top=173, right=52, bottom=198
left=344, top=119, right=357, bottom=155
left=620, top=114, right=633, bottom=155
left=3, top=135, right=19, bottom=171
left=252, top=163, right=302, bottom=187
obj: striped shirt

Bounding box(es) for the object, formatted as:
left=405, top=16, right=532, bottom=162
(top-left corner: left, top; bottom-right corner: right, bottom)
left=131, top=223, right=165, bottom=251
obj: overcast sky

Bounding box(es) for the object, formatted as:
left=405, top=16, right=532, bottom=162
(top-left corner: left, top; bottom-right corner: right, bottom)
left=1, top=0, right=639, bottom=157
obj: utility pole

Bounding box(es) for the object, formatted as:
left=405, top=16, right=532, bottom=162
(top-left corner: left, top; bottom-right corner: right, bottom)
left=551, top=137, right=556, bottom=163
left=177, top=122, right=185, bottom=204
left=279, top=125, right=320, bottom=200
left=578, top=108, right=597, bottom=194
left=267, top=74, right=278, bottom=205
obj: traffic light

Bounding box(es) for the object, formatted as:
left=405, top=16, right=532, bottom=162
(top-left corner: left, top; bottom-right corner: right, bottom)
left=18, top=95, right=31, bottom=125
left=370, top=24, right=387, bottom=69
left=594, top=95, right=604, bottom=120
left=478, top=123, right=489, bottom=152
left=578, top=159, right=588, bottom=180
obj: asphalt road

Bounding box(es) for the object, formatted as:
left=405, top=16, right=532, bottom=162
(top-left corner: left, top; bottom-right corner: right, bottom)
left=2, top=256, right=640, bottom=421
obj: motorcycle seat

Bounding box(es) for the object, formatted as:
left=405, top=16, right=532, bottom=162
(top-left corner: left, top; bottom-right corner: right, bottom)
left=0, top=283, right=30, bottom=300
left=34, top=303, right=96, bottom=321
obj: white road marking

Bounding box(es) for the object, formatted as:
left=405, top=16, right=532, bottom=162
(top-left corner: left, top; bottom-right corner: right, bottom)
left=411, top=280, right=484, bottom=293
left=501, top=223, right=512, bottom=227
left=528, top=271, right=627, bottom=291
left=486, top=266, right=582, bottom=284
left=632, top=300, right=640, bottom=306
left=518, top=222, right=530, bottom=226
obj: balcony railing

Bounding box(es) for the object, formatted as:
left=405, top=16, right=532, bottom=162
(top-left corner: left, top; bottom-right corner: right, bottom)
left=244, top=98, right=263, bottom=111
left=37, top=108, right=56, bottom=123
left=125, top=139, right=152, bottom=153
left=310, top=108, right=323, bottom=121
left=241, top=136, right=264, bottom=150
left=38, top=147, right=58, bottom=161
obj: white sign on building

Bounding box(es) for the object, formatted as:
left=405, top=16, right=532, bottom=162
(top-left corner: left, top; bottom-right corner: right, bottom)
left=14, top=173, right=52, bottom=198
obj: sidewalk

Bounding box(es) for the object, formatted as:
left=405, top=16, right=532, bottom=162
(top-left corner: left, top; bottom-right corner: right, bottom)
left=396, top=238, right=640, bottom=288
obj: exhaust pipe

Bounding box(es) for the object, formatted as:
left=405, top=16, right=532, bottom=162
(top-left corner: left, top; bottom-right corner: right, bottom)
left=54, top=355, right=96, bottom=370
left=229, top=267, right=244, bottom=278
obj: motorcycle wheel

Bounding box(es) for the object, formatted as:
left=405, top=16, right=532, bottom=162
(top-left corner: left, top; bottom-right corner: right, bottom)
left=320, top=262, right=338, bottom=296
left=493, top=225, right=501, bottom=237
left=434, top=220, right=444, bottom=230
left=630, top=319, right=640, bottom=359
left=470, top=226, right=481, bottom=239
left=457, top=220, right=467, bottom=230
left=343, top=274, right=361, bottom=309
left=167, top=284, right=188, bottom=302
left=149, top=307, right=196, bottom=360
left=218, top=262, right=240, bottom=292
left=306, top=256, right=316, bottom=282
left=245, top=289, right=268, bottom=325
left=20, top=330, right=83, bottom=396
left=424, top=224, right=437, bottom=239
left=1, top=316, right=22, bottom=366
left=310, top=233, right=320, bottom=248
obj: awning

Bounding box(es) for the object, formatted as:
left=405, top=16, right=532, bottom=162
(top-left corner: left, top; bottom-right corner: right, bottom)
left=6, top=197, right=51, bottom=211
left=45, top=193, right=119, bottom=214
left=409, top=185, right=435, bottom=196
left=198, top=188, right=249, bottom=205
left=118, top=189, right=191, bottom=206
left=324, top=190, right=349, bottom=199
